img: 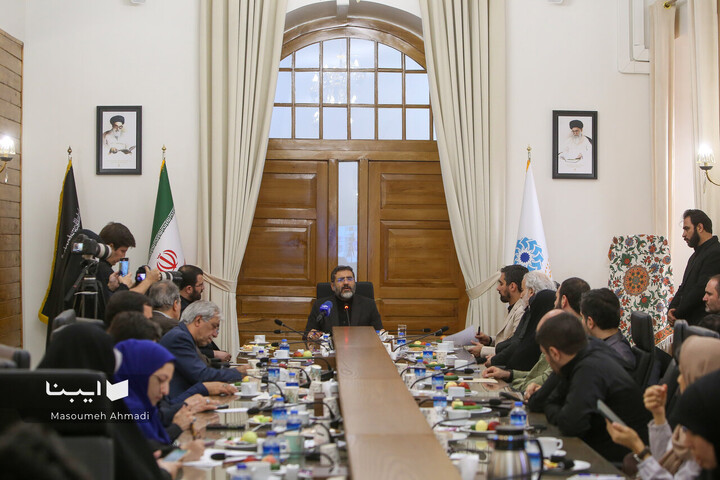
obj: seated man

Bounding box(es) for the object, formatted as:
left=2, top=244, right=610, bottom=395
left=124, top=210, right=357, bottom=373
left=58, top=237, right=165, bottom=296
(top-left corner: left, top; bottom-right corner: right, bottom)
left=581, top=288, right=635, bottom=369
left=148, top=280, right=181, bottom=336
left=445, top=265, right=528, bottom=354
left=104, top=290, right=153, bottom=329
left=160, top=300, right=248, bottom=397
left=484, top=277, right=590, bottom=397
left=533, top=312, right=649, bottom=462
left=485, top=271, right=556, bottom=371
left=304, top=265, right=382, bottom=338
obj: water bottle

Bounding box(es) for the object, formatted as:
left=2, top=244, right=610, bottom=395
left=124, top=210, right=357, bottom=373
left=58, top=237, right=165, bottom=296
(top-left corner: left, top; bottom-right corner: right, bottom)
left=262, top=431, right=281, bottom=456
left=431, top=366, right=444, bottom=390
left=423, top=343, right=433, bottom=363
left=286, top=408, right=301, bottom=431
left=510, top=401, right=527, bottom=427
left=285, top=372, right=299, bottom=403
left=415, top=357, right=426, bottom=377
left=268, top=359, right=280, bottom=394
left=272, top=397, right=287, bottom=430
left=231, top=463, right=252, bottom=480
left=280, top=338, right=290, bottom=353
left=433, top=385, right=447, bottom=412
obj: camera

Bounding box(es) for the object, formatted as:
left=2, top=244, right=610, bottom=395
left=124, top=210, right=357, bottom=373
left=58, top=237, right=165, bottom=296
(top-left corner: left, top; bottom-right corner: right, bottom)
left=71, top=234, right=113, bottom=260
left=135, top=265, right=182, bottom=284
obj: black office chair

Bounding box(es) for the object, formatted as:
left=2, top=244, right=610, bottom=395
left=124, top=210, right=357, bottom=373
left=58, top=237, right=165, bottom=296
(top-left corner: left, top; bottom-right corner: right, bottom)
left=316, top=281, right=375, bottom=300
left=0, top=369, right=114, bottom=479
left=50, top=309, right=105, bottom=341
left=0, top=344, right=30, bottom=369
left=629, top=312, right=656, bottom=389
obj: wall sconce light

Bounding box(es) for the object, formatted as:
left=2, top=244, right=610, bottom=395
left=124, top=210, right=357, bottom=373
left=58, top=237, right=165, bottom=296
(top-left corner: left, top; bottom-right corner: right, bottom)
left=0, top=136, right=15, bottom=183
left=697, top=144, right=720, bottom=187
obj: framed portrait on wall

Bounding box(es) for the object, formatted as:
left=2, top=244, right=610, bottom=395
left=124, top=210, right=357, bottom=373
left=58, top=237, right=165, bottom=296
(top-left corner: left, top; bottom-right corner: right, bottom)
left=96, top=105, right=142, bottom=175
left=552, top=110, right=597, bottom=179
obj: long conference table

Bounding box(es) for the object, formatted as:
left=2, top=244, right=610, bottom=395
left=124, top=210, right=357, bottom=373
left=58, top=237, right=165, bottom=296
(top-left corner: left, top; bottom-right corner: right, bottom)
left=184, top=326, right=626, bottom=479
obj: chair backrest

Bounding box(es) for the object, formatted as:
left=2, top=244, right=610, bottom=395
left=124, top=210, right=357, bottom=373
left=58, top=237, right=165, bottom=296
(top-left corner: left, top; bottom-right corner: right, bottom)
left=0, top=344, right=30, bottom=369
left=630, top=346, right=655, bottom=390
left=673, top=320, right=720, bottom=360
left=630, top=311, right=654, bottom=352
left=50, top=315, right=105, bottom=342
left=316, top=281, right=375, bottom=300
left=52, top=308, right=77, bottom=332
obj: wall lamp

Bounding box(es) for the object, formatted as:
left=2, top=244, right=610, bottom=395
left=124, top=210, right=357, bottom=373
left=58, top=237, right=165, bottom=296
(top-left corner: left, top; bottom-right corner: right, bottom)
left=697, top=144, right=719, bottom=187
left=0, top=136, right=15, bottom=183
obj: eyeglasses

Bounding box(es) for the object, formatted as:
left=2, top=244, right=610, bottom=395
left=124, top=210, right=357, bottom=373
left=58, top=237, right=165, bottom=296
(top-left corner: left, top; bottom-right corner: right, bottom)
left=335, top=276, right=354, bottom=283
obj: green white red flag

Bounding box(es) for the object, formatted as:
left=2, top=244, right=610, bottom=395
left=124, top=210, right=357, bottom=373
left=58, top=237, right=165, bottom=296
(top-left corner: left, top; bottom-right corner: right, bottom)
left=148, top=159, right=185, bottom=271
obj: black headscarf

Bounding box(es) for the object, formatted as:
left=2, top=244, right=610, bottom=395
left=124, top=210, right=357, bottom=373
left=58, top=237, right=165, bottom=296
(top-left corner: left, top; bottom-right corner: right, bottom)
left=671, top=369, right=720, bottom=478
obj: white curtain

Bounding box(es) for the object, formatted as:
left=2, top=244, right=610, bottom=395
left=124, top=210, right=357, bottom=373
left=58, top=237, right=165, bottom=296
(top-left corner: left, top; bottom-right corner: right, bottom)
left=419, top=0, right=506, bottom=334
left=688, top=0, right=720, bottom=219
left=650, top=1, right=676, bottom=238
left=198, top=0, right=287, bottom=354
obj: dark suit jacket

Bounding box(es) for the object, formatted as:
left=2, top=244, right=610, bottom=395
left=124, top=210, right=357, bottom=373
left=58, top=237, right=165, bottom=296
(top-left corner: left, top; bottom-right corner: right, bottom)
left=489, top=289, right=555, bottom=371
left=304, top=294, right=382, bottom=334
left=669, top=236, right=720, bottom=325
left=159, top=322, right=243, bottom=398
left=151, top=310, right=178, bottom=337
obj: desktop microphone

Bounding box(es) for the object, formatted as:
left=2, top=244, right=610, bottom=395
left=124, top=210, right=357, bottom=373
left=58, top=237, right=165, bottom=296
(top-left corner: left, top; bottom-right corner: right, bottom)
left=343, top=305, right=350, bottom=326
left=274, top=319, right=310, bottom=349
left=391, top=326, right=450, bottom=351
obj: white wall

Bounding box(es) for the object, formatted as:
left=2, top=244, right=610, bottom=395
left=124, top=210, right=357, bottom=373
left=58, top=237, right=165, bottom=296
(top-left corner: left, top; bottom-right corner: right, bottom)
left=0, top=0, right=25, bottom=41
left=22, top=0, right=200, bottom=362
left=504, top=0, right=653, bottom=289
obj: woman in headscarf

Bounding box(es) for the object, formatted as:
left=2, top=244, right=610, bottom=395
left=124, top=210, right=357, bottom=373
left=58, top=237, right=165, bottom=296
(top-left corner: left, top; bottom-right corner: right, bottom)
left=114, top=339, right=204, bottom=459
left=38, top=323, right=178, bottom=480
left=605, top=335, right=720, bottom=479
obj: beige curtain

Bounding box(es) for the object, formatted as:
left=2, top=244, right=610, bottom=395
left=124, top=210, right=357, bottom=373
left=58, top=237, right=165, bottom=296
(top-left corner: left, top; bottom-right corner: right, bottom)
left=688, top=0, right=720, bottom=219
left=198, top=0, right=287, bottom=354
left=419, top=0, right=505, bottom=334
left=650, top=1, right=675, bottom=238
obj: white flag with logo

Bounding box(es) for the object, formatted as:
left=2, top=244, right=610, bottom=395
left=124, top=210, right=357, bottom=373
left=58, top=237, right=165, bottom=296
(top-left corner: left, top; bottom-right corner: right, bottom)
left=513, top=160, right=552, bottom=278
left=148, top=159, right=185, bottom=271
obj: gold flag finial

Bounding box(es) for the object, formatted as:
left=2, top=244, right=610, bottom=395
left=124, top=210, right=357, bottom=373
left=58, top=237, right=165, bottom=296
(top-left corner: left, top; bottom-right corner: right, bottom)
left=526, top=145, right=532, bottom=171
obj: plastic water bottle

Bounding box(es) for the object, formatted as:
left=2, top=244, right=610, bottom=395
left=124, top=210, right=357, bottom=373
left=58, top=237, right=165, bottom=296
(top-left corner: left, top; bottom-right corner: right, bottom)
left=433, top=385, right=447, bottom=412
left=268, top=359, right=280, bottom=394
left=231, top=464, right=252, bottom=480
left=415, top=358, right=426, bottom=378
left=510, top=401, right=527, bottom=427
left=285, top=372, right=299, bottom=403
left=262, top=431, right=281, bottom=456
left=423, top=343, right=433, bottom=363
left=280, top=338, right=290, bottom=353
left=432, top=366, right=444, bottom=390
left=272, top=397, right=287, bottom=430
left=286, top=408, right=301, bottom=431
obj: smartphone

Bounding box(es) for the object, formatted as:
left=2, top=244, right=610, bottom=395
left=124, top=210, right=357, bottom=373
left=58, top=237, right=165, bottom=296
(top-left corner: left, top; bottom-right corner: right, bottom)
left=164, top=448, right=187, bottom=462
left=596, top=399, right=626, bottom=426
left=118, top=258, right=129, bottom=277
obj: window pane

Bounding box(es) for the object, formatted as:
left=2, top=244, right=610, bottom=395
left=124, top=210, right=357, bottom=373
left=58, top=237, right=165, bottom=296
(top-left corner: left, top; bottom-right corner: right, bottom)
left=338, top=161, right=359, bottom=274
left=296, top=107, right=319, bottom=139
left=378, top=108, right=402, bottom=140
left=295, top=72, right=319, bottom=104
left=406, top=73, right=429, bottom=105
left=378, top=72, right=402, bottom=104
left=378, top=44, right=401, bottom=68
left=323, top=72, right=347, bottom=104
left=269, top=107, right=291, bottom=138
left=279, top=55, right=292, bottom=69
left=274, top=71, right=291, bottom=104
left=323, top=39, right=347, bottom=68
left=350, top=39, right=374, bottom=69
left=323, top=107, right=347, bottom=140
left=296, top=43, right=319, bottom=68
left=351, top=107, right=375, bottom=139
left=406, top=108, right=429, bottom=140
left=406, top=56, right=424, bottom=71
left=350, top=72, right=374, bottom=104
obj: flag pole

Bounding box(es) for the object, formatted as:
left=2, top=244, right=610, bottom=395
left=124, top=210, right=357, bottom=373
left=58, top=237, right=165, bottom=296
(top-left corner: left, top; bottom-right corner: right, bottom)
left=526, top=145, right=531, bottom=170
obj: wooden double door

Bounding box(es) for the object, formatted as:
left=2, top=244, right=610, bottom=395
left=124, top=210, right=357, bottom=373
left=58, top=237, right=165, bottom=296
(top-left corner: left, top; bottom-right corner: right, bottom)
left=236, top=140, right=467, bottom=345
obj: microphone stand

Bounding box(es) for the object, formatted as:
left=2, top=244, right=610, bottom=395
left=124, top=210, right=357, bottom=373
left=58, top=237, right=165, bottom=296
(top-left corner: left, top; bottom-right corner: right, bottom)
left=392, top=327, right=449, bottom=351
left=409, top=361, right=478, bottom=389
left=274, top=319, right=309, bottom=350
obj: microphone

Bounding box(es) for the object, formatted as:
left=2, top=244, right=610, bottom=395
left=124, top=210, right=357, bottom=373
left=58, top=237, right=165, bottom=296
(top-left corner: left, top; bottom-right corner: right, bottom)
left=343, top=305, right=350, bottom=326
left=274, top=319, right=309, bottom=349
left=311, top=301, right=333, bottom=329
left=392, top=326, right=450, bottom=351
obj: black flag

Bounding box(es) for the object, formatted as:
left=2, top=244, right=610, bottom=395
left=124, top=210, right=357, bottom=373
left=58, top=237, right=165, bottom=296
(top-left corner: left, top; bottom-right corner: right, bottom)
left=39, top=160, right=82, bottom=333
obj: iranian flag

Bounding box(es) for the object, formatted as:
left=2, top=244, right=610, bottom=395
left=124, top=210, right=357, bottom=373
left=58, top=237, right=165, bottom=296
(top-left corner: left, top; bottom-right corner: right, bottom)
left=148, top=159, right=185, bottom=271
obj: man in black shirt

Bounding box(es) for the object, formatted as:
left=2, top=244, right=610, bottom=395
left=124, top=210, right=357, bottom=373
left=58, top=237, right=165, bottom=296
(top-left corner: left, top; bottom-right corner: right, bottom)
left=580, top=288, right=635, bottom=369
left=668, top=209, right=720, bottom=325
left=535, top=312, right=649, bottom=462
left=305, top=265, right=382, bottom=338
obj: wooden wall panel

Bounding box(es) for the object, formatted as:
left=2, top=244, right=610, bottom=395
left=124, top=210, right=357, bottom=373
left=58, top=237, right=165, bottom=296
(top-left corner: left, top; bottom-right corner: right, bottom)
left=0, top=29, right=21, bottom=348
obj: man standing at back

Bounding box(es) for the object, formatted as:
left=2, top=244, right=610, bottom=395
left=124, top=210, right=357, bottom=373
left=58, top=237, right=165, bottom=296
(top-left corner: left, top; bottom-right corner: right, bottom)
left=305, top=265, right=382, bottom=339
left=668, top=209, right=720, bottom=325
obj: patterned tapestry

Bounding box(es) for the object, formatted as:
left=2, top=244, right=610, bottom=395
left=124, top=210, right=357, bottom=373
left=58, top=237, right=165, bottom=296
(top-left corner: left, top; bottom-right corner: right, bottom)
left=608, top=235, right=674, bottom=346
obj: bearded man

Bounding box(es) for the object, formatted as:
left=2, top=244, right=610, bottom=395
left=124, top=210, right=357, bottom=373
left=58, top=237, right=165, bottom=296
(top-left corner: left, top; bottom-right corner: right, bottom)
left=668, top=209, right=720, bottom=325
left=304, top=265, right=382, bottom=339
left=558, top=119, right=593, bottom=174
